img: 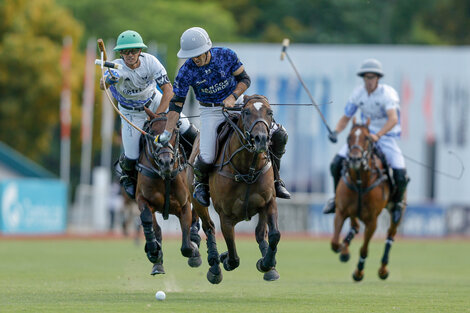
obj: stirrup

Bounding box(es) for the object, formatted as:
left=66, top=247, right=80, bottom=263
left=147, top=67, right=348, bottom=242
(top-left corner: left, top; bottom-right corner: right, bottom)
left=193, top=183, right=210, bottom=207
left=322, top=198, right=336, bottom=214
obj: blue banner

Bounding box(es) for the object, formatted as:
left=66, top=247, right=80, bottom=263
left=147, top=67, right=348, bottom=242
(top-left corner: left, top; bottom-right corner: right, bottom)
left=0, top=179, right=67, bottom=234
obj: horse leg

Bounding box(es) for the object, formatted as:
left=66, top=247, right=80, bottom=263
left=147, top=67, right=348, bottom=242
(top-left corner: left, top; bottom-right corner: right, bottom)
left=137, top=200, right=165, bottom=275
left=353, top=219, right=377, bottom=282
left=178, top=202, right=202, bottom=268
left=378, top=213, right=401, bottom=280
left=255, top=200, right=281, bottom=281
left=340, top=217, right=359, bottom=263
left=331, top=209, right=346, bottom=253
left=255, top=219, right=279, bottom=281
left=219, top=215, right=240, bottom=271
left=190, top=207, right=201, bottom=248
left=150, top=208, right=165, bottom=275
left=197, top=204, right=222, bottom=284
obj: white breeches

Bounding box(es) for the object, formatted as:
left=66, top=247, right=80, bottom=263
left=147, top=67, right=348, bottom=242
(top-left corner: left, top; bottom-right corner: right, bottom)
left=119, top=92, right=190, bottom=160
left=337, top=135, right=406, bottom=169
left=199, top=96, right=245, bottom=163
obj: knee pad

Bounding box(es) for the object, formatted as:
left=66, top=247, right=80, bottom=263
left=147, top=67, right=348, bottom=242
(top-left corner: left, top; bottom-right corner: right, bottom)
left=270, top=124, right=288, bottom=155
left=182, top=124, right=198, bottom=145
left=393, top=168, right=409, bottom=188
left=330, top=155, right=345, bottom=176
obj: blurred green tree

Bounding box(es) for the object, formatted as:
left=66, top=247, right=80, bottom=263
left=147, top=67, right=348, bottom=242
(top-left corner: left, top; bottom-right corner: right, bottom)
left=57, top=0, right=238, bottom=78
left=0, top=0, right=83, bottom=170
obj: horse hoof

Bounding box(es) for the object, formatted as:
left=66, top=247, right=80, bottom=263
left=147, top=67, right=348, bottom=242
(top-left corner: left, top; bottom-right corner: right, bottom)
left=150, top=263, right=165, bottom=275
left=352, top=271, right=363, bottom=282
left=147, top=249, right=163, bottom=264
left=339, top=253, right=350, bottom=263
left=207, top=266, right=223, bottom=284
left=378, top=269, right=389, bottom=280
left=263, top=268, right=280, bottom=281
left=256, top=258, right=270, bottom=273
left=188, top=256, right=202, bottom=268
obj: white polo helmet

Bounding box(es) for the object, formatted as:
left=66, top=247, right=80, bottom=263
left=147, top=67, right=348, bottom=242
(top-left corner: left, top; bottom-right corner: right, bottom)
left=357, top=58, right=384, bottom=77
left=177, top=27, right=212, bottom=59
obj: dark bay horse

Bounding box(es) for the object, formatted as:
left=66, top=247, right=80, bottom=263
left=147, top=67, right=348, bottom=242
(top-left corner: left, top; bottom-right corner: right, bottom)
left=188, top=95, right=281, bottom=284
left=135, top=108, right=201, bottom=275
left=331, top=118, right=405, bottom=281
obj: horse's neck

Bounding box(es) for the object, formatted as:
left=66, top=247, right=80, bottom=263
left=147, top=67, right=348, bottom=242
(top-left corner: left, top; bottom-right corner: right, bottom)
left=347, top=157, right=379, bottom=184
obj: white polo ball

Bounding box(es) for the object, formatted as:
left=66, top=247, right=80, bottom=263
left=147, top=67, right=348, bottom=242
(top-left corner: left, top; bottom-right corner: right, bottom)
left=155, top=290, right=166, bottom=301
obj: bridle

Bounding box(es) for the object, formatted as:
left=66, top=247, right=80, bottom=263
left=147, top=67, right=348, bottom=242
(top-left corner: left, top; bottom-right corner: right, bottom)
left=343, top=125, right=387, bottom=217
left=217, top=99, right=273, bottom=185
left=137, top=116, right=186, bottom=180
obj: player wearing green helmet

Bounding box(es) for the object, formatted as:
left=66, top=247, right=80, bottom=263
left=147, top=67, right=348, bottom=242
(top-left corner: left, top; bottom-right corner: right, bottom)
left=100, top=30, right=198, bottom=200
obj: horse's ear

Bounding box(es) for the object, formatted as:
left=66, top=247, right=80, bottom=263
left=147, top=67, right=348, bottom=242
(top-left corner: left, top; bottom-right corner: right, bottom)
left=243, top=95, right=252, bottom=105
left=144, top=106, right=156, bottom=119
left=366, top=117, right=370, bottom=127
left=352, top=116, right=356, bottom=125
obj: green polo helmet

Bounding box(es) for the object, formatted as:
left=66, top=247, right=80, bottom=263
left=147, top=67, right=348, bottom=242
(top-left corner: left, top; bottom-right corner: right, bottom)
left=114, top=30, right=148, bottom=51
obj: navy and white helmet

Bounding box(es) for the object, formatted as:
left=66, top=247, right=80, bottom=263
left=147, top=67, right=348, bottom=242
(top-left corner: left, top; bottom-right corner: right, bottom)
left=357, top=58, right=384, bottom=77
left=177, top=27, right=212, bottom=59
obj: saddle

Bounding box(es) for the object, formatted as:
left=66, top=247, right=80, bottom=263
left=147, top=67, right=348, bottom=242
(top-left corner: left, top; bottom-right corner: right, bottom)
left=372, top=146, right=396, bottom=194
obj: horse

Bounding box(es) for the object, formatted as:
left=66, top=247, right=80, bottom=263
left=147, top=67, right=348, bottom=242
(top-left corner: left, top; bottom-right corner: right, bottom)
left=331, top=117, right=405, bottom=281
left=135, top=107, right=202, bottom=275
left=188, top=95, right=281, bottom=284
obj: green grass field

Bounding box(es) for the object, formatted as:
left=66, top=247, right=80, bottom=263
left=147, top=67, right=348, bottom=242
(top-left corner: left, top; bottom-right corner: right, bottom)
left=1, top=236, right=469, bottom=313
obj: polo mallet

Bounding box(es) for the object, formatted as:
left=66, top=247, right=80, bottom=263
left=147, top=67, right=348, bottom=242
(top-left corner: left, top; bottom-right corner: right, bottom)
left=280, top=38, right=334, bottom=136
left=96, top=38, right=149, bottom=138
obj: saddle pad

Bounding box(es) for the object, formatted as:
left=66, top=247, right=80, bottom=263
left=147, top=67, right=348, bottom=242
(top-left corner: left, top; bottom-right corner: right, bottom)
left=214, top=114, right=239, bottom=162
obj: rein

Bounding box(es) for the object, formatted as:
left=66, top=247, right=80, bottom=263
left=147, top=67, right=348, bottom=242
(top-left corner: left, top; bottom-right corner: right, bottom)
left=216, top=108, right=272, bottom=184
left=215, top=106, right=272, bottom=221
left=342, top=136, right=387, bottom=218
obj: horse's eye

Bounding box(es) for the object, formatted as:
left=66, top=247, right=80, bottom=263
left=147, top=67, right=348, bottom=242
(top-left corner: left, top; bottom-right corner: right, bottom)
left=242, top=109, right=250, bottom=115
left=267, top=110, right=273, bottom=116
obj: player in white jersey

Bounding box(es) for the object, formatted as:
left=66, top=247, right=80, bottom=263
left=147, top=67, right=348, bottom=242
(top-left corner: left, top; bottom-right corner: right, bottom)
left=323, top=59, right=409, bottom=223
left=100, top=30, right=198, bottom=200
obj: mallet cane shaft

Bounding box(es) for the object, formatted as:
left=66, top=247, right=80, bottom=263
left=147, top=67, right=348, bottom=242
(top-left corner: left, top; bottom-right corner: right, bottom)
left=280, top=38, right=334, bottom=135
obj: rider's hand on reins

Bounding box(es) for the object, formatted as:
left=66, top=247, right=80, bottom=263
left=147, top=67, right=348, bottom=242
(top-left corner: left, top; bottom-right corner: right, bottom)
left=223, top=94, right=237, bottom=108
left=370, top=133, right=381, bottom=142
left=154, top=129, right=171, bottom=147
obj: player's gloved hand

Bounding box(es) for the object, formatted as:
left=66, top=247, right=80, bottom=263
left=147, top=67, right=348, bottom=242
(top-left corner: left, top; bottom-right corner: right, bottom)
left=154, top=130, right=171, bottom=146
left=328, top=130, right=338, bottom=143
left=105, top=70, right=119, bottom=85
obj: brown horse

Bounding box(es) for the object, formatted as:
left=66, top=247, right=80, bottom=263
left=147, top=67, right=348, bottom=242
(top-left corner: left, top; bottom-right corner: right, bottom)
left=331, top=117, right=405, bottom=281
left=188, top=95, right=281, bottom=284
left=135, top=108, right=201, bottom=275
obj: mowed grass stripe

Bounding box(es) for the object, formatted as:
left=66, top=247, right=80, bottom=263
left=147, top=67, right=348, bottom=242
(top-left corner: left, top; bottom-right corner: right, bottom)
left=1, top=238, right=469, bottom=312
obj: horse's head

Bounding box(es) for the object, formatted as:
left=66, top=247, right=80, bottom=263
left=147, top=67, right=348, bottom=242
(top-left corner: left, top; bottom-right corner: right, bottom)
left=144, top=108, right=178, bottom=178
left=239, top=95, right=274, bottom=154
left=347, top=117, right=372, bottom=170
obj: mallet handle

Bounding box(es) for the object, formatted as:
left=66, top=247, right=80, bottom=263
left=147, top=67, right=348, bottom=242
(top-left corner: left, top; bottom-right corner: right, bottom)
left=97, top=39, right=108, bottom=61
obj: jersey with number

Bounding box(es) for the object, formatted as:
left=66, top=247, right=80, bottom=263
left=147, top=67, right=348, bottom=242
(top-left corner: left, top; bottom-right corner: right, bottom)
left=173, top=47, right=243, bottom=104
left=105, top=52, right=169, bottom=108
left=344, top=84, right=401, bottom=137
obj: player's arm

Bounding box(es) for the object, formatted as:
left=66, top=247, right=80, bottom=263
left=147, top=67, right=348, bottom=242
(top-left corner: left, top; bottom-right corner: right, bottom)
left=223, top=66, right=251, bottom=107
left=373, top=108, right=398, bottom=141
